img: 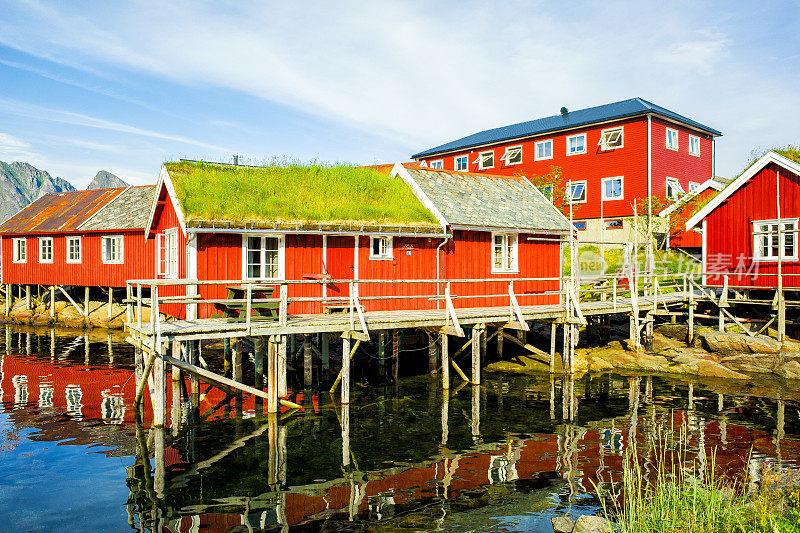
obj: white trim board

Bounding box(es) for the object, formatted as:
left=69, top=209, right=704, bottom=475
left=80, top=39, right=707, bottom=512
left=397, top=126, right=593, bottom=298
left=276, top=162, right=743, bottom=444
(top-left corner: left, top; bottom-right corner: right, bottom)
left=146, top=165, right=188, bottom=240
left=685, top=151, right=800, bottom=231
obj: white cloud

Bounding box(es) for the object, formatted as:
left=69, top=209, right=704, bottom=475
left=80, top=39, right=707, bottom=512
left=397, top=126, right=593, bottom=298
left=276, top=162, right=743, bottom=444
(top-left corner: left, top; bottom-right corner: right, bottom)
left=654, top=32, right=730, bottom=75
left=0, top=132, right=36, bottom=160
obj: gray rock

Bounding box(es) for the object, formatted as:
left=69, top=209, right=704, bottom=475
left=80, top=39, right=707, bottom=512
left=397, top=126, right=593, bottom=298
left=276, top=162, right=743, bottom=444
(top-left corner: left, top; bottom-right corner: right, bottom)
left=777, top=360, right=800, bottom=379
left=699, top=332, right=782, bottom=357
left=573, top=515, right=612, bottom=533
left=87, top=170, right=129, bottom=189
left=551, top=515, right=575, bottom=533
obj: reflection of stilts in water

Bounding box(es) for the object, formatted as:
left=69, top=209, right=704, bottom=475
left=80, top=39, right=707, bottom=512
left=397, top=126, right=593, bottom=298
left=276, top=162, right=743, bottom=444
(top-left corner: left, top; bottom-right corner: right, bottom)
left=441, top=391, right=449, bottom=448
left=107, top=334, right=113, bottom=365
left=776, top=399, right=785, bottom=465
left=628, top=377, right=640, bottom=448
left=50, top=329, right=54, bottom=362
left=549, top=376, right=555, bottom=420
left=718, top=394, right=727, bottom=445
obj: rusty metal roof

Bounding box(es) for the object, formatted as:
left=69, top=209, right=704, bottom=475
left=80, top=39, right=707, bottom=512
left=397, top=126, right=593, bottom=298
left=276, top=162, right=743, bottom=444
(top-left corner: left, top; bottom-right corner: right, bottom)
left=0, top=188, right=125, bottom=233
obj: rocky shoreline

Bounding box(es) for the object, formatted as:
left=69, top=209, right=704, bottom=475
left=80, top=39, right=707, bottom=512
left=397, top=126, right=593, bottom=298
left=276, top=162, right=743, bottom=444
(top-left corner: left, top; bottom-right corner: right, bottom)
left=0, top=298, right=145, bottom=330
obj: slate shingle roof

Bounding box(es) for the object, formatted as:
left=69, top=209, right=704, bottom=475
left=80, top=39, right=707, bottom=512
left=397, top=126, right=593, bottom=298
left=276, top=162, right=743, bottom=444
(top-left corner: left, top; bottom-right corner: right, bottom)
left=412, top=97, right=722, bottom=159
left=403, top=167, right=572, bottom=233
left=80, top=186, right=156, bottom=230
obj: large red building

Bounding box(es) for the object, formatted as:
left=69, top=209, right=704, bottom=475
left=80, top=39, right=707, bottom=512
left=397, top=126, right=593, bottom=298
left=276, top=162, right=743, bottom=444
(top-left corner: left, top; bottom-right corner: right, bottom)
left=0, top=186, right=156, bottom=288
left=685, top=150, right=800, bottom=288
left=412, top=98, right=721, bottom=242
left=145, top=161, right=572, bottom=319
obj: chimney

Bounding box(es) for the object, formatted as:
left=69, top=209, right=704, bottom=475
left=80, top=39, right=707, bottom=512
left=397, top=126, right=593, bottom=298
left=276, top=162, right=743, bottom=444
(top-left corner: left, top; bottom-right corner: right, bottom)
left=560, top=107, right=569, bottom=115
left=233, top=154, right=239, bottom=166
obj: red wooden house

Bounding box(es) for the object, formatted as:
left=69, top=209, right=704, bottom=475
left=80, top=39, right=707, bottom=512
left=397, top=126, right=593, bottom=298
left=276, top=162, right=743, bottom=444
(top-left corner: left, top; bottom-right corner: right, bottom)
left=145, top=161, right=573, bottom=319
left=685, top=150, right=800, bottom=288
left=658, top=178, right=724, bottom=250
left=0, top=186, right=157, bottom=290
left=412, top=98, right=721, bottom=243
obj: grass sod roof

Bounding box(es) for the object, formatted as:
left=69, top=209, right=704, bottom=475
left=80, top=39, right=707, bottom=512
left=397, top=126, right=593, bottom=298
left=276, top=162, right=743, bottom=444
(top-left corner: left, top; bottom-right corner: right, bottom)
left=164, top=161, right=440, bottom=228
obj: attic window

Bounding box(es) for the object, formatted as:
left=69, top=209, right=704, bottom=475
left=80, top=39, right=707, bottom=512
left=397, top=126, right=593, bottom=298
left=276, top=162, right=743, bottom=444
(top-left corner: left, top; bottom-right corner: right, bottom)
left=476, top=151, right=494, bottom=170
left=599, top=127, right=623, bottom=150
left=370, top=236, right=392, bottom=260
left=666, top=177, right=684, bottom=200
left=501, top=146, right=522, bottom=165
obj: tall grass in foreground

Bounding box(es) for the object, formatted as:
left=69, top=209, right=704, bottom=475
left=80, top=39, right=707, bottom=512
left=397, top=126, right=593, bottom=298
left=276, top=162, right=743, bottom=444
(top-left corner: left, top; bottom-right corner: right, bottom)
left=594, top=427, right=800, bottom=533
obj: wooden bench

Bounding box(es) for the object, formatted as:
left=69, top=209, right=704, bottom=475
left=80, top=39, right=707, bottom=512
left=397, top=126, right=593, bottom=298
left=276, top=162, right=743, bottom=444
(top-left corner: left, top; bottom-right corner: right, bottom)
left=218, top=286, right=280, bottom=323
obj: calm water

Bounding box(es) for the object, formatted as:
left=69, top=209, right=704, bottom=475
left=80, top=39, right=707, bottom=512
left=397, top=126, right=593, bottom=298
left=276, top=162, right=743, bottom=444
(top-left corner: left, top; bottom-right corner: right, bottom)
left=0, top=326, right=799, bottom=532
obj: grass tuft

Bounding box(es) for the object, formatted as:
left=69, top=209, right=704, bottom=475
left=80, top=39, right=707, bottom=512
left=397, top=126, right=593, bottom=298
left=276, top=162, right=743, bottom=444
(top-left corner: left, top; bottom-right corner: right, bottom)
left=164, top=160, right=438, bottom=226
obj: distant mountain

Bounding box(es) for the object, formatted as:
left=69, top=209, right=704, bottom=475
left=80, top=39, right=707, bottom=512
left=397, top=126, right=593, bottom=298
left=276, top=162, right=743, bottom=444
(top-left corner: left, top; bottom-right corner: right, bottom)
left=0, top=161, right=77, bottom=222
left=87, top=170, right=128, bottom=190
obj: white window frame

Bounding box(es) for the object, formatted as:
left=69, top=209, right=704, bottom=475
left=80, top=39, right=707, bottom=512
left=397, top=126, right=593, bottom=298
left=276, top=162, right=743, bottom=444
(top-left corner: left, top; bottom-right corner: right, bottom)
left=429, top=159, right=444, bottom=170
left=689, top=181, right=700, bottom=192
left=752, top=219, right=799, bottom=262
left=369, top=236, right=393, bottom=260
left=454, top=155, right=468, bottom=171
left=601, top=176, right=624, bottom=200
left=102, top=235, right=124, bottom=264
left=604, top=219, right=624, bottom=230
left=157, top=229, right=179, bottom=278
left=566, top=180, right=587, bottom=204
left=566, top=133, right=586, bottom=155
left=689, top=135, right=700, bottom=157
left=665, top=177, right=684, bottom=200
left=501, top=145, right=523, bottom=165
left=39, top=237, right=53, bottom=263
left=66, top=236, right=81, bottom=264
left=534, top=139, right=553, bottom=161
left=12, top=238, right=26, bottom=263
left=491, top=232, right=518, bottom=274
left=666, top=128, right=679, bottom=151
left=598, top=126, right=624, bottom=150
left=241, top=234, right=285, bottom=280
left=476, top=150, right=494, bottom=170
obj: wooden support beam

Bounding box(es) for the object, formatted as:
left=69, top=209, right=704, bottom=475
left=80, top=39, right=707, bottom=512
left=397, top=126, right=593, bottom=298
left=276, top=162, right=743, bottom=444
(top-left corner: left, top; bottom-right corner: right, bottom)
left=84, top=286, right=90, bottom=317
left=321, top=332, right=330, bottom=372
left=232, top=338, right=243, bottom=383
left=442, top=333, right=450, bottom=389
left=550, top=322, right=557, bottom=374
left=341, top=336, right=351, bottom=404
left=471, top=324, right=483, bottom=385
left=303, top=334, right=313, bottom=389
left=428, top=331, right=438, bottom=374
left=153, top=347, right=166, bottom=427
left=57, top=286, right=85, bottom=317
left=392, top=329, right=400, bottom=383
left=25, top=285, right=30, bottom=311
left=108, top=287, right=113, bottom=321
left=277, top=335, right=287, bottom=397
left=378, top=331, right=386, bottom=380
left=329, top=339, right=361, bottom=394
left=497, top=326, right=504, bottom=360
left=451, top=357, right=471, bottom=384
left=267, top=337, right=277, bottom=413
left=501, top=330, right=551, bottom=361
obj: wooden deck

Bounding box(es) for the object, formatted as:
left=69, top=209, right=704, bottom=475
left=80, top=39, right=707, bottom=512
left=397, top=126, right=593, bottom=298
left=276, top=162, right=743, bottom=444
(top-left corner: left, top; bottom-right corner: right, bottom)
left=128, top=291, right=688, bottom=342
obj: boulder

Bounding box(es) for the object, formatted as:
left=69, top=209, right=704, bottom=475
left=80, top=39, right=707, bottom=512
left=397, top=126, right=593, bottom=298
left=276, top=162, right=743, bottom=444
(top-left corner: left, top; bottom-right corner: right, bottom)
left=656, top=323, right=688, bottom=341
left=573, top=515, right=612, bottom=533
left=776, top=360, right=800, bottom=380
left=551, top=515, right=575, bottom=533
left=699, top=332, right=781, bottom=357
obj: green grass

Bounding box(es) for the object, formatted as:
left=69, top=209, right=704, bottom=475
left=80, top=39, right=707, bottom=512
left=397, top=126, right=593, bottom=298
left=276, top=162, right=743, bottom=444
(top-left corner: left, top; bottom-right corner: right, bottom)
left=597, top=428, right=800, bottom=533
left=164, top=161, right=439, bottom=226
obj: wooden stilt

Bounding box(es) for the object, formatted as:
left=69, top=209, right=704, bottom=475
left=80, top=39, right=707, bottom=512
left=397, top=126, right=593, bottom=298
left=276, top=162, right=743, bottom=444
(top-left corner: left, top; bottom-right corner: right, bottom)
left=321, top=332, right=330, bottom=372
left=342, top=336, right=351, bottom=404
left=303, top=334, right=313, bottom=389
left=428, top=331, right=438, bottom=374
left=171, top=341, right=181, bottom=382
left=108, top=287, right=113, bottom=321
left=232, top=338, right=242, bottom=383
left=223, top=338, right=231, bottom=373
left=392, top=329, right=399, bottom=382
left=153, top=347, right=166, bottom=427
left=5, top=284, right=10, bottom=315
left=497, top=326, right=504, bottom=360
left=84, top=286, right=90, bottom=316
left=277, top=335, right=287, bottom=397
left=267, top=337, right=278, bottom=414
left=550, top=322, right=557, bottom=373
left=25, top=285, right=30, bottom=310
left=189, top=340, right=199, bottom=401
left=441, top=333, right=450, bottom=390
left=688, top=285, right=695, bottom=345
left=471, top=324, right=483, bottom=385
left=254, top=336, right=265, bottom=386
left=378, top=331, right=386, bottom=379
left=50, top=285, right=55, bottom=318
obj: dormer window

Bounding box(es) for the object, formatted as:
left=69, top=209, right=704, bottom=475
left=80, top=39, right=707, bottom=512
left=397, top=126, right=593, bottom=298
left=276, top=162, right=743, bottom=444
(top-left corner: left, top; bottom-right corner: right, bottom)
left=599, top=127, right=623, bottom=150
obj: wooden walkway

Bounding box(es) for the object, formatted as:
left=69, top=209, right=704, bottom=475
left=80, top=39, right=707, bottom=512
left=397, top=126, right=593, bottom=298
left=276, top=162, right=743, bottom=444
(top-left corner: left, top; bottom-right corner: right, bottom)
left=127, top=292, right=688, bottom=342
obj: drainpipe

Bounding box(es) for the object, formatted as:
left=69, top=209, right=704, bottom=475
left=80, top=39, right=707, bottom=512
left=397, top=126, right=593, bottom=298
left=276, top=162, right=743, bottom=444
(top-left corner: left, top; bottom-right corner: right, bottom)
left=436, top=233, right=451, bottom=309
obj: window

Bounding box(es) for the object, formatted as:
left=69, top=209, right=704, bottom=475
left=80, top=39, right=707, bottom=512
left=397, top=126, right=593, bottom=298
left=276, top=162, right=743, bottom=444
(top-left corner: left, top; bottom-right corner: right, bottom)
left=665, top=177, right=684, bottom=200
left=573, top=221, right=587, bottom=230
left=540, top=184, right=554, bottom=201
left=157, top=229, right=178, bottom=278
left=102, top=236, right=123, bottom=264
left=566, top=180, right=587, bottom=203
left=39, top=237, right=52, bottom=263
left=666, top=128, right=679, bottom=151
left=534, top=140, right=553, bottom=161
left=66, top=236, right=81, bottom=263
left=567, top=133, right=586, bottom=155
left=476, top=151, right=494, bottom=170
left=689, top=135, right=700, bottom=157
left=370, top=236, right=392, bottom=259
left=689, top=181, right=700, bottom=192
left=605, top=219, right=624, bottom=230
left=455, top=155, right=468, bottom=171
left=492, top=233, right=518, bottom=273
left=12, top=238, right=26, bottom=263
left=429, top=159, right=443, bottom=170
left=598, top=127, right=623, bottom=150
left=753, top=219, right=798, bottom=261
left=602, top=176, right=624, bottom=200
left=501, top=145, right=522, bottom=165
left=244, top=235, right=282, bottom=279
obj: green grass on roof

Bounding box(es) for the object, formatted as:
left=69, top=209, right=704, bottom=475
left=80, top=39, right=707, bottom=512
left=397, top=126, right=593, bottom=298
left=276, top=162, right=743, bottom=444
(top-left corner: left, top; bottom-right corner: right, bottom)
left=776, top=146, right=800, bottom=164
left=731, top=145, right=800, bottom=181
left=164, top=161, right=438, bottom=226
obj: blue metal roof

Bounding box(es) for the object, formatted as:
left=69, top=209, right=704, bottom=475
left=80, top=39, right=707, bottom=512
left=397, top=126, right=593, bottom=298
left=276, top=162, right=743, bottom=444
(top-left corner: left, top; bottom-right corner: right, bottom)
left=411, top=98, right=722, bottom=159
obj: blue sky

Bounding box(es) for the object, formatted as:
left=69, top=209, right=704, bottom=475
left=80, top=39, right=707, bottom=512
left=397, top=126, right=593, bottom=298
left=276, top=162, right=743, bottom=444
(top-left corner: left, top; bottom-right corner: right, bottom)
left=0, top=1, right=798, bottom=188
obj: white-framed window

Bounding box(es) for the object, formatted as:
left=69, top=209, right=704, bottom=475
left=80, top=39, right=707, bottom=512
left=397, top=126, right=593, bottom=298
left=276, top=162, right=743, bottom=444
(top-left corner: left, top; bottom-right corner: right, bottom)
left=476, top=150, right=494, bottom=170
left=39, top=237, right=52, bottom=263
left=534, top=139, right=553, bottom=161
left=566, top=133, right=586, bottom=155
left=566, top=180, right=587, bottom=203
left=540, top=184, right=554, bottom=201
left=753, top=219, right=798, bottom=262
left=102, top=235, right=124, bottom=264
left=157, top=229, right=179, bottom=278
left=666, top=128, right=679, bottom=151
left=66, top=236, right=81, bottom=264
left=605, top=219, right=624, bottom=230
left=598, top=127, right=624, bottom=150
left=243, top=234, right=284, bottom=280
left=501, top=145, right=522, bottom=165
left=665, top=177, right=684, bottom=200
left=455, top=155, right=468, bottom=171
left=492, top=233, right=518, bottom=273
left=689, top=135, right=700, bottom=157
left=369, top=236, right=392, bottom=260
left=12, top=238, right=26, bottom=263
left=602, top=176, right=624, bottom=200
left=429, top=159, right=443, bottom=170
left=689, top=181, right=700, bottom=192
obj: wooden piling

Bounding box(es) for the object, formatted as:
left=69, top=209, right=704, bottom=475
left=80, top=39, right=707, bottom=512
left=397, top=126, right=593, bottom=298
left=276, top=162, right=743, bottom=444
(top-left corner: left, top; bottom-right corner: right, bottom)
left=550, top=322, right=557, bottom=373
left=321, top=332, right=330, bottom=372
left=267, top=337, right=278, bottom=414
left=84, top=286, right=90, bottom=316
left=688, top=285, right=695, bottom=345
left=153, top=345, right=166, bottom=427
left=471, top=324, right=483, bottom=385
left=254, top=336, right=265, bottom=386
left=441, top=333, right=449, bottom=390
left=232, top=338, right=243, bottom=383
left=108, top=287, right=113, bottom=321
left=277, top=335, right=287, bottom=397
left=378, top=331, right=386, bottom=379
left=25, top=285, right=30, bottom=311
left=223, top=338, right=231, bottom=373
left=428, top=331, right=438, bottom=374
left=50, top=286, right=55, bottom=318
left=497, top=326, right=504, bottom=360
left=341, top=336, right=351, bottom=404
left=303, top=334, right=313, bottom=389
left=392, top=329, right=399, bottom=382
